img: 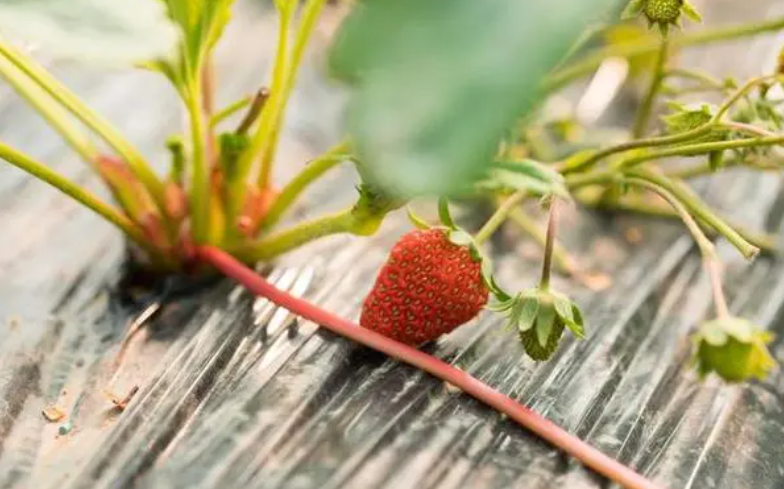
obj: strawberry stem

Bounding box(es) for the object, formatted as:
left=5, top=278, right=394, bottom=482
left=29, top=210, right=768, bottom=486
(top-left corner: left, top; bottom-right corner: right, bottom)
left=539, top=199, right=558, bottom=291
left=507, top=206, right=576, bottom=276
left=623, top=177, right=731, bottom=319
left=0, top=55, right=98, bottom=164
left=197, top=245, right=664, bottom=489
left=474, top=188, right=528, bottom=244
left=546, top=14, right=784, bottom=92
left=227, top=1, right=295, bottom=227
left=625, top=169, right=759, bottom=260
left=234, top=203, right=388, bottom=263
left=236, top=87, right=270, bottom=135
left=438, top=197, right=457, bottom=229
left=563, top=75, right=784, bottom=175
left=0, top=141, right=149, bottom=252
left=0, top=37, right=167, bottom=214
left=261, top=140, right=351, bottom=231
left=186, top=79, right=212, bottom=245
left=576, top=189, right=778, bottom=255
left=632, top=36, right=669, bottom=138
left=210, top=94, right=255, bottom=129
left=256, top=0, right=330, bottom=190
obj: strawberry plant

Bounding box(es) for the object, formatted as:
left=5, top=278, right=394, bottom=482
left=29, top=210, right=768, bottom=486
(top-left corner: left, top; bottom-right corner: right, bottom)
left=3, top=0, right=784, bottom=487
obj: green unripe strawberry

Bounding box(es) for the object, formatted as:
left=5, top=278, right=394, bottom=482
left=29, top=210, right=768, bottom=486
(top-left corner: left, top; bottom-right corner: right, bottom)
left=622, top=0, right=702, bottom=36
left=643, top=0, right=681, bottom=25
left=698, top=337, right=758, bottom=382
left=520, top=319, right=565, bottom=361
left=692, top=317, right=775, bottom=383
left=489, top=287, right=584, bottom=362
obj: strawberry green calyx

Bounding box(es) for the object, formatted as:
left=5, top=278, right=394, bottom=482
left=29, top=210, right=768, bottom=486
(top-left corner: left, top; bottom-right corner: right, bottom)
left=692, top=316, right=775, bottom=382
left=623, top=0, right=702, bottom=37
left=436, top=196, right=487, bottom=264
left=405, top=206, right=431, bottom=230
left=663, top=103, right=726, bottom=142
left=489, top=287, right=585, bottom=361
left=662, top=103, right=729, bottom=167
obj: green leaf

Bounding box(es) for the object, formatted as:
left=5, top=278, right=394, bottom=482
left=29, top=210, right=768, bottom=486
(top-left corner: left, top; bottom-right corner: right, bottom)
left=571, top=304, right=585, bottom=328
left=405, top=206, right=431, bottom=230
left=438, top=197, right=457, bottom=230
left=536, top=304, right=556, bottom=347
left=484, top=263, right=511, bottom=301
left=0, top=0, right=178, bottom=64
left=507, top=300, right=525, bottom=330
left=553, top=294, right=574, bottom=322
left=518, top=298, right=540, bottom=333
left=621, top=0, right=645, bottom=20
left=486, top=297, right=516, bottom=313
left=153, top=0, right=236, bottom=88
left=330, top=0, right=615, bottom=198
left=681, top=1, right=703, bottom=23
left=448, top=229, right=474, bottom=247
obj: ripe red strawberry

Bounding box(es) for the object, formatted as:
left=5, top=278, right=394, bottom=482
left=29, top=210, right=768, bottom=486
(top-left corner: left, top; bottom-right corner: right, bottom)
left=360, top=228, right=489, bottom=345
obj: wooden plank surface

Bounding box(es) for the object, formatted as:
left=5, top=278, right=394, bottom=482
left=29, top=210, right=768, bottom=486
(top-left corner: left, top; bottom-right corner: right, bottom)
left=2, top=1, right=784, bottom=488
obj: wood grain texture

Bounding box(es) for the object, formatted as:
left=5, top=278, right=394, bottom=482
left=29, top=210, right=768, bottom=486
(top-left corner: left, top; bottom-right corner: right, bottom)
left=2, top=1, right=784, bottom=488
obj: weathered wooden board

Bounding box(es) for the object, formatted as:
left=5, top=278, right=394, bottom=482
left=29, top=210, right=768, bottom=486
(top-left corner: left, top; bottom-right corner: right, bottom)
left=2, top=1, right=784, bottom=488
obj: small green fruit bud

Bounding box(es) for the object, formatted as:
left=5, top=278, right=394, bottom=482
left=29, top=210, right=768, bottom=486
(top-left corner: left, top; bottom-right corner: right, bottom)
left=692, top=317, right=775, bottom=383
left=622, top=0, right=702, bottom=37
left=520, top=317, right=565, bottom=361
left=643, top=0, right=680, bottom=25
left=490, top=287, right=585, bottom=362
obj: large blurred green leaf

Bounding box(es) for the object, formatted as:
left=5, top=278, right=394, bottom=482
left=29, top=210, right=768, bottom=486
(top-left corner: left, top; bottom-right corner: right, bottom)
left=0, top=0, right=178, bottom=64
left=330, top=0, right=614, bottom=197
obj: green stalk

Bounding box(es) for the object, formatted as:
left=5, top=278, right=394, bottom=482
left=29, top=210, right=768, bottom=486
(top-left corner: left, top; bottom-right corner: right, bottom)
left=236, top=204, right=385, bottom=263
left=261, top=140, right=350, bottom=230
left=577, top=190, right=778, bottom=254
left=714, top=75, right=782, bottom=121
left=546, top=15, right=784, bottom=91
left=563, top=76, right=781, bottom=174
left=624, top=178, right=714, bottom=257
left=665, top=68, right=728, bottom=90
left=256, top=0, right=329, bottom=190
left=623, top=176, right=729, bottom=317
left=561, top=125, right=713, bottom=174
left=618, top=135, right=784, bottom=168
left=721, top=121, right=777, bottom=138
left=666, top=154, right=779, bottom=180
left=539, top=200, right=559, bottom=291
left=186, top=87, right=211, bottom=244
left=0, top=140, right=146, bottom=247
left=210, top=95, right=253, bottom=128
left=626, top=168, right=758, bottom=259
left=227, top=3, right=295, bottom=224
left=565, top=169, right=617, bottom=191
left=474, top=188, right=529, bottom=244
left=507, top=207, right=575, bottom=275
left=632, top=37, right=669, bottom=138
left=0, top=56, right=97, bottom=163
left=0, top=37, right=166, bottom=210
